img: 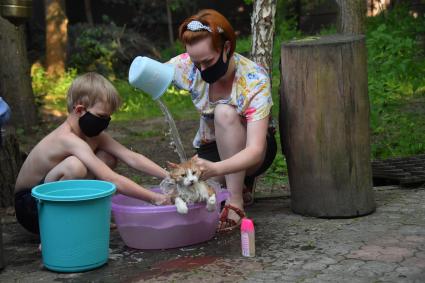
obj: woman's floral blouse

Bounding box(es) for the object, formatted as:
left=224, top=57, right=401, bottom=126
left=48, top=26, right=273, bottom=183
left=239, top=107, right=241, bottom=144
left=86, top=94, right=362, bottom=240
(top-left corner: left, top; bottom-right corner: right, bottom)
left=167, top=52, right=273, bottom=148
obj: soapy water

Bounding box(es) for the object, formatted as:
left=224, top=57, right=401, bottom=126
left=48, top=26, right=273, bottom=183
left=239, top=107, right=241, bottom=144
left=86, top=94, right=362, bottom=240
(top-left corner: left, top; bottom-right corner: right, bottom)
left=157, top=98, right=187, bottom=163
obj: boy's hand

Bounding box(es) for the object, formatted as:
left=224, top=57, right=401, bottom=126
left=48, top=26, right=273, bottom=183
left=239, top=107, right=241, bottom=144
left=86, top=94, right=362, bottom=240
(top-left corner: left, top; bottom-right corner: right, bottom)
left=152, top=193, right=172, bottom=206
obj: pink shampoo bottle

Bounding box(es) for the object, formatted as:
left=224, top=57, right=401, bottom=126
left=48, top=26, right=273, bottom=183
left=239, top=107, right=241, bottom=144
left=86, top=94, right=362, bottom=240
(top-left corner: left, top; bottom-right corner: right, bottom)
left=241, top=218, right=255, bottom=257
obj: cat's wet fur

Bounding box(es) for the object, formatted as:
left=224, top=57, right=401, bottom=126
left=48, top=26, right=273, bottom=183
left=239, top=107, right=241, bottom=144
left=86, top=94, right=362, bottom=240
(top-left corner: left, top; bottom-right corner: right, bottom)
left=164, top=158, right=217, bottom=214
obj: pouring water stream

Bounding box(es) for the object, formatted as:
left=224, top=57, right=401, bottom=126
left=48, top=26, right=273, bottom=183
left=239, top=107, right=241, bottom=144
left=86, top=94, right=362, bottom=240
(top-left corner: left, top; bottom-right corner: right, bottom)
left=157, top=98, right=187, bottom=163
left=128, top=56, right=187, bottom=163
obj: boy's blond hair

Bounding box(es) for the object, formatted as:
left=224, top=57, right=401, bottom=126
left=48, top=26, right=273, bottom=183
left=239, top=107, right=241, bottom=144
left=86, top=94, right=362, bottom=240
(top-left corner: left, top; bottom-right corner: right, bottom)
left=67, top=72, right=122, bottom=113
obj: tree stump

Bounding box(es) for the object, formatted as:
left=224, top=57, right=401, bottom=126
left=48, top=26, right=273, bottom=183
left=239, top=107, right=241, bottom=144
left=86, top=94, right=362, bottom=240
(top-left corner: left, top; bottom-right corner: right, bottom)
left=0, top=127, right=23, bottom=208
left=280, top=34, right=376, bottom=218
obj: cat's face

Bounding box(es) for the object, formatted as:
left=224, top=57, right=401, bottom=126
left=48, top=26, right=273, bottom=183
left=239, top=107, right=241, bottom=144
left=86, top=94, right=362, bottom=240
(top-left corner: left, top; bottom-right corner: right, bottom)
left=167, top=159, right=201, bottom=187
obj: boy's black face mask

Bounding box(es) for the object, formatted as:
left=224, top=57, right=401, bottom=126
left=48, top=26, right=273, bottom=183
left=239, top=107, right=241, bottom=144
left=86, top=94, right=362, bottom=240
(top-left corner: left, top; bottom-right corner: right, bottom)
left=79, top=111, right=111, bottom=137
left=199, top=46, right=230, bottom=84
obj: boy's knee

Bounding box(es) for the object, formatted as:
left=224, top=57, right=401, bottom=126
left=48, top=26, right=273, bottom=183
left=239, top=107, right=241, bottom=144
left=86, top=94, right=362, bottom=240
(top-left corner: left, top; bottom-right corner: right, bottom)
left=64, top=156, right=88, bottom=179
left=214, top=104, right=240, bottom=128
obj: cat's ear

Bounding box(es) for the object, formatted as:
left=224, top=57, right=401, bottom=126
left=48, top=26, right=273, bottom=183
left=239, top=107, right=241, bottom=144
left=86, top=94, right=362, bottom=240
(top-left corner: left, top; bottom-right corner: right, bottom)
left=166, top=161, right=179, bottom=169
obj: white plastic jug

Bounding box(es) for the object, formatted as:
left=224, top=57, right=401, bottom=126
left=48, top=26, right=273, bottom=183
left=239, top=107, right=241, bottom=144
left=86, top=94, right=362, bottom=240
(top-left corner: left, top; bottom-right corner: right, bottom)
left=128, top=56, right=175, bottom=100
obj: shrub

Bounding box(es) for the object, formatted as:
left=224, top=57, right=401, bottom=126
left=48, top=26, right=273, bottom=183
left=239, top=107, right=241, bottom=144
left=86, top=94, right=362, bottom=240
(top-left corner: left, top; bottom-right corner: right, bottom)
left=68, top=21, right=162, bottom=78
left=367, top=6, right=425, bottom=158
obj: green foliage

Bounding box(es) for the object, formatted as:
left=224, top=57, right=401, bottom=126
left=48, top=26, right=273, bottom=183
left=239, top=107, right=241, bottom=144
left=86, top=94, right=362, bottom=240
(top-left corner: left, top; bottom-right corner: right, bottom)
left=263, top=134, right=289, bottom=186
left=272, top=17, right=302, bottom=99
left=31, top=64, right=77, bottom=113
left=160, top=41, right=185, bottom=59
left=235, top=36, right=252, bottom=57
left=68, top=22, right=119, bottom=77
left=68, top=20, right=161, bottom=78
left=113, top=81, right=197, bottom=121
left=317, top=25, right=337, bottom=35
left=366, top=6, right=425, bottom=158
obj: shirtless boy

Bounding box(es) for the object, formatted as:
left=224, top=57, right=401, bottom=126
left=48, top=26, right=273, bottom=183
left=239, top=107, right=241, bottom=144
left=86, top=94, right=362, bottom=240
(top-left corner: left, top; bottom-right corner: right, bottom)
left=14, top=72, right=170, bottom=234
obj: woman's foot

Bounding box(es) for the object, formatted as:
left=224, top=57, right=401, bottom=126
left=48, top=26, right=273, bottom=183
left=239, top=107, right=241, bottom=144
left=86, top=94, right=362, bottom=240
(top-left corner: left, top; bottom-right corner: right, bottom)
left=243, top=176, right=258, bottom=207
left=217, top=203, right=246, bottom=233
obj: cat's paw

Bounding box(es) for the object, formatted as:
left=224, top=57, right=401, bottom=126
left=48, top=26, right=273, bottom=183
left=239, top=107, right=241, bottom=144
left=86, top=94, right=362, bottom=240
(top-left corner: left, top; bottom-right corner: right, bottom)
left=177, top=205, right=188, bottom=214
left=175, top=198, right=188, bottom=214
left=206, top=195, right=216, bottom=212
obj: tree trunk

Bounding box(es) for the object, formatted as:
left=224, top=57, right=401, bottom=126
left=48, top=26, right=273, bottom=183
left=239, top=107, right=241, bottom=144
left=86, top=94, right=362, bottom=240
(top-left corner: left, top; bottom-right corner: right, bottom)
left=336, top=0, right=367, bottom=34
left=45, top=0, right=68, bottom=77
left=84, top=0, right=94, bottom=26
left=250, top=0, right=277, bottom=75
left=0, top=127, right=23, bottom=208
left=280, top=35, right=376, bottom=218
left=0, top=17, right=38, bottom=129
left=0, top=220, right=3, bottom=270
left=294, top=0, right=302, bottom=30
left=166, top=0, right=175, bottom=56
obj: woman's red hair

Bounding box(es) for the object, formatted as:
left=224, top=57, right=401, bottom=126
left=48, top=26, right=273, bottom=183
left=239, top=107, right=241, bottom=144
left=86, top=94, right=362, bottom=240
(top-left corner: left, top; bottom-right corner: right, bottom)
left=178, top=9, right=236, bottom=56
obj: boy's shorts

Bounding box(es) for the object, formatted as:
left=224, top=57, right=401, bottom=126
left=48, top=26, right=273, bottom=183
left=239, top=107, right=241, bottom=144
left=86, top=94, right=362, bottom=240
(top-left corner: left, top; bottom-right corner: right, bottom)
left=14, top=180, right=44, bottom=235
left=196, top=127, right=278, bottom=183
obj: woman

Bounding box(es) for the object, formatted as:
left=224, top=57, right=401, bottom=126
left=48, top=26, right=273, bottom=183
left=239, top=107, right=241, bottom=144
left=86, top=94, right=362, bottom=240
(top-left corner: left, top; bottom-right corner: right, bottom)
left=167, top=9, right=277, bottom=232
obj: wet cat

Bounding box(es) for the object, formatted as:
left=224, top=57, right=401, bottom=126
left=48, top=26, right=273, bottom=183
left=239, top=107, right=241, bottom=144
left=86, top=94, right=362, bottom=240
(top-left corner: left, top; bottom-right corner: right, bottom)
left=162, top=158, right=217, bottom=214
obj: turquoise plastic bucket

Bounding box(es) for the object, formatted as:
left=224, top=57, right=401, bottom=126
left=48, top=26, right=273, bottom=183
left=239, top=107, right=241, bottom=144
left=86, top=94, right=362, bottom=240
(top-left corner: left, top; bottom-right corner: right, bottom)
left=32, top=180, right=116, bottom=272
left=128, top=56, right=175, bottom=100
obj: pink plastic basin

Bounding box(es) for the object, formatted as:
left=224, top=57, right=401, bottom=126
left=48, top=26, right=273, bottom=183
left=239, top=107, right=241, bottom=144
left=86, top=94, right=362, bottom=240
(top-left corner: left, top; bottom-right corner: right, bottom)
left=111, top=187, right=229, bottom=249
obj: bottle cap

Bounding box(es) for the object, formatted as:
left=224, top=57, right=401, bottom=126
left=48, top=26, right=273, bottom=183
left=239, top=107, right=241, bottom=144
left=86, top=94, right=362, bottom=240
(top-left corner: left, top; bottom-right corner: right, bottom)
left=241, top=218, right=254, bottom=232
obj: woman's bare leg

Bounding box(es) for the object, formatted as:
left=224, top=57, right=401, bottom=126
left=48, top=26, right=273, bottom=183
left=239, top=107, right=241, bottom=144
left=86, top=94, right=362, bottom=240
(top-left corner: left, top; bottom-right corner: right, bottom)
left=214, top=104, right=247, bottom=223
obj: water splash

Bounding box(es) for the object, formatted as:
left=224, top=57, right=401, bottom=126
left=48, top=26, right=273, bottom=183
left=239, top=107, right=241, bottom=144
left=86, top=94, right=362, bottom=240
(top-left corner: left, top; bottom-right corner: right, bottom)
left=157, top=98, right=187, bottom=162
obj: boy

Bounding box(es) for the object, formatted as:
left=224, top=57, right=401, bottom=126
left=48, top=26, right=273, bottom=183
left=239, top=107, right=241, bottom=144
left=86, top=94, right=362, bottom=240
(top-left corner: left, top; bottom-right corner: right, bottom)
left=14, top=72, right=170, bottom=234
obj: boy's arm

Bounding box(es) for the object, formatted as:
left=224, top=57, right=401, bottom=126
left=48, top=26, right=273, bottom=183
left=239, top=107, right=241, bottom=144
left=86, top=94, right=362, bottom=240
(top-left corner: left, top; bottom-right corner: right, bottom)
left=64, top=134, right=170, bottom=204
left=97, top=133, right=168, bottom=179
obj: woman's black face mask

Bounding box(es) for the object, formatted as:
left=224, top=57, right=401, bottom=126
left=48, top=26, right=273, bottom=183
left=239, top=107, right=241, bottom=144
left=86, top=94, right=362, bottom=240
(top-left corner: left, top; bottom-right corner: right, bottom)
left=199, top=46, right=230, bottom=84
left=79, top=111, right=111, bottom=137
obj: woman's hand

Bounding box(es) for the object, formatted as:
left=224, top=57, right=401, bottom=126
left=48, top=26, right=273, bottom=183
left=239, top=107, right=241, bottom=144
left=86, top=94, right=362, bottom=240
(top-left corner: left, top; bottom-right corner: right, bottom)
left=193, top=155, right=219, bottom=180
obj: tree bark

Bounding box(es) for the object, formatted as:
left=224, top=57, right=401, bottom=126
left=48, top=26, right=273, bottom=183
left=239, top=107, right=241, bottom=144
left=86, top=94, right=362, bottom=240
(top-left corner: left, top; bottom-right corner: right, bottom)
left=0, top=17, right=38, bottom=129
left=280, top=35, right=376, bottom=218
left=45, top=0, right=68, bottom=77
left=84, top=0, right=94, bottom=26
left=336, top=0, right=367, bottom=34
left=0, top=127, right=23, bottom=208
left=0, top=220, right=3, bottom=270
left=250, top=0, right=277, bottom=75
left=166, top=0, right=175, bottom=56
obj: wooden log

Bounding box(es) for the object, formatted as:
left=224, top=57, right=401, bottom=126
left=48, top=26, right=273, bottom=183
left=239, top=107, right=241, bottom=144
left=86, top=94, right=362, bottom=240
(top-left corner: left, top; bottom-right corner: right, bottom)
left=280, top=34, right=376, bottom=218
left=0, top=126, right=23, bottom=208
